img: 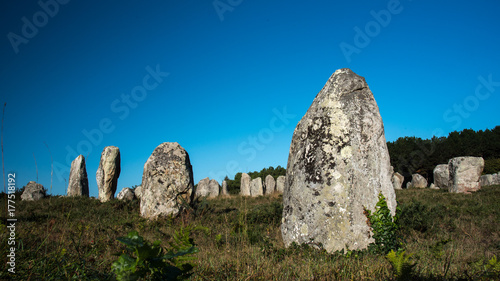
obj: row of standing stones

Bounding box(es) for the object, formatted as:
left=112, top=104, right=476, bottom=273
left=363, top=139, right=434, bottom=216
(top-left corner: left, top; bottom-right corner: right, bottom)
left=20, top=68, right=499, bottom=253
left=391, top=156, right=500, bottom=192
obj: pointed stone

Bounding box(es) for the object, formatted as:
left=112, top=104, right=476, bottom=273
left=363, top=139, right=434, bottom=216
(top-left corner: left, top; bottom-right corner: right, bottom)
left=96, top=146, right=121, bottom=202
left=250, top=177, right=263, bottom=197
left=276, top=175, right=285, bottom=193
left=221, top=180, right=229, bottom=196
left=67, top=155, right=89, bottom=197
left=209, top=179, right=220, bottom=198
left=281, top=68, right=397, bottom=253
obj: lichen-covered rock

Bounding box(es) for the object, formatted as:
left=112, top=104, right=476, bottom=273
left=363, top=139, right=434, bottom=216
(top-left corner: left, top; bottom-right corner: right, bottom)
left=140, top=142, right=194, bottom=219
left=281, top=68, right=397, bottom=253
left=221, top=180, right=229, bottom=196
left=117, top=187, right=135, bottom=201
left=96, top=146, right=121, bottom=202
left=195, top=178, right=210, bottom=197
left=449, top=156, right=484, bottom=193
left=433, top=164, right=450, bottom=189
left=240, top=173, right=251, bottom=196
left=209, top=179, right=220, bottom=198
left=276, top=175, right=285, bottom=193
left=265, top=175, right=276, bottom=195
left=409, top=174, right=427, bottom=188
left=67, top=155, right=89, bottom=197
left=392, top=172, right=404, bottom=190
left=21, top=181, right=46, bottom=201
left=250, top=177, right=263, bottom=197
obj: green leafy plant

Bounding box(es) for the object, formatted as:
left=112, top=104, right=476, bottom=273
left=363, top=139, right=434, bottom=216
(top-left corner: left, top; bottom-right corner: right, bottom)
left=364, top=192, right=401, bottom=254
left=111, top=229, right=198, bottom=281
left=386, top=249, right=416, bottom=280
left=470, top=255, right=500, bottom=279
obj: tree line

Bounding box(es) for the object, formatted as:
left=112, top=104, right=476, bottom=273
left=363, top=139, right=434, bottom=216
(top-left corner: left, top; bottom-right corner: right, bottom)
left=387, top=126, right=500, bottom=185
left=224, top=166, right=286, bottom=195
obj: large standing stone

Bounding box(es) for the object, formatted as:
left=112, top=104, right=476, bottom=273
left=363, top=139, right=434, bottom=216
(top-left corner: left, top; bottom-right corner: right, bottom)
left=117, top=187, right=135, bottom=201
left=409, top=174, right=427, bottom=188
left=209, top=179, right=220, bottom=198
left=448, top=156, right=484, bottom=193
left=21, top=181, right=46, bottom=201
left=140, top=142, right=194, bottom=219
left=265, top=175, right=276, bottom=195
left=433, top=164, right=450, bottom=189
left=67, top=155, right=89, bottom=197
left=250, top=177, right=263, bottom=197
left=221, top=180, right=229, bottom=196
left=240, top=173, right=251, bottom=196
left=96, top=146, right=121, bottom=202
left=391, top=172, right=404, bottom=190
left=276, top=175, right=285, bottom=193
left=195, top=178, right=210, bottom=197
left=281, top=68, right=397, bottom=253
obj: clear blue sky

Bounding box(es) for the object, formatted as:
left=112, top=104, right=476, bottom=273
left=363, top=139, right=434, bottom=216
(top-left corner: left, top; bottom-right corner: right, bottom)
left=1, top=0, right=499, bottom=197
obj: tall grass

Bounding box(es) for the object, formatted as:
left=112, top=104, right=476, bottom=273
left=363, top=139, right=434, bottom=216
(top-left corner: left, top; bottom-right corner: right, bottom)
left=1, top=186, right=499, bottom=280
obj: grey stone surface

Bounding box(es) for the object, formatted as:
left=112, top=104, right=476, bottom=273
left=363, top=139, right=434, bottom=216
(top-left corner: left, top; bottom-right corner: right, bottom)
left=96, top=146, right=121, bottom=202
left=67, top=155, right=89, bottom=197
left=265, top=175, right=276, bottom=195
left=409, top=174, right=427, bottom=188
left=195, top=177, right=210, bottom=198
left=433, top=164, right=450, bottom=189
left=117, top=187, right=135, bottom=201
left=449, top=156, right=484, bottom=193
left=209, top=179, right=220, bottom=198
left=134, top=185, right=142, bottom=200
left=21, top=181, right=46, bottom=201
left=281, top=68, right=397, bottom=253
left=480, top=173, right=500, bottom=186
left=240, top=173, right=251, bottom=196
left=140, top=142, right=194, bottom=219
left=221, top=180, right=229, bottom=196
left=250, top=177, right=263, bottom=197
left=391, top=172, right=404, bottom=190
left=276, top=175, right=285, bottom=193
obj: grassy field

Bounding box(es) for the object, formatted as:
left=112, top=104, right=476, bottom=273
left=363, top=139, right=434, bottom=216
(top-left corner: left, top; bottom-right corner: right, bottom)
left=1, top=185, right=499, bottom=280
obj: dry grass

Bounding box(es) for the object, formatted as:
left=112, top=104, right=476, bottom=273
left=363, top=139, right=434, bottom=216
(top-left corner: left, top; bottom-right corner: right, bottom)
left=1, top=185, right=499, bottom=280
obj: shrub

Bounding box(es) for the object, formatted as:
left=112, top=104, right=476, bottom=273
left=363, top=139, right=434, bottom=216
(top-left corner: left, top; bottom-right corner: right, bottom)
left=386, top=249, right=416, bottom=280
left=111, top=228, right=197, bottom=281
left=364, top=192, right=401, bottom=254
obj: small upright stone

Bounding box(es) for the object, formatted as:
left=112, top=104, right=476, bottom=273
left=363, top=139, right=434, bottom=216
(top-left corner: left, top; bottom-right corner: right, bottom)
left=195, top=178, right=210, bottom=197
left=96, top=146, right=121, bottom=202
left=140, top=142, right=194, bottom=219
left=21, top=181, right=46, bottom=201
left=221, top=180, right=229, bottom=196
left=410, top=174, right=427, bottom=188
left=433, top=164, right=450, bottom=189
left=264, top=175, right=276, bottom=195
left=391, top=172, right=404, bottom=190
left=240, top=173, right=251, bottom=196
left=250, top=177, right=263, bottom=197
left=117, top=187, right=135, bottom=201
left=448, top=156, right=484, bottom=193
left=67, top=155, right=89, bottom=197
left=276, top=175, right=285, bottom=193
left=209, top=179, right=220, bottom=198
